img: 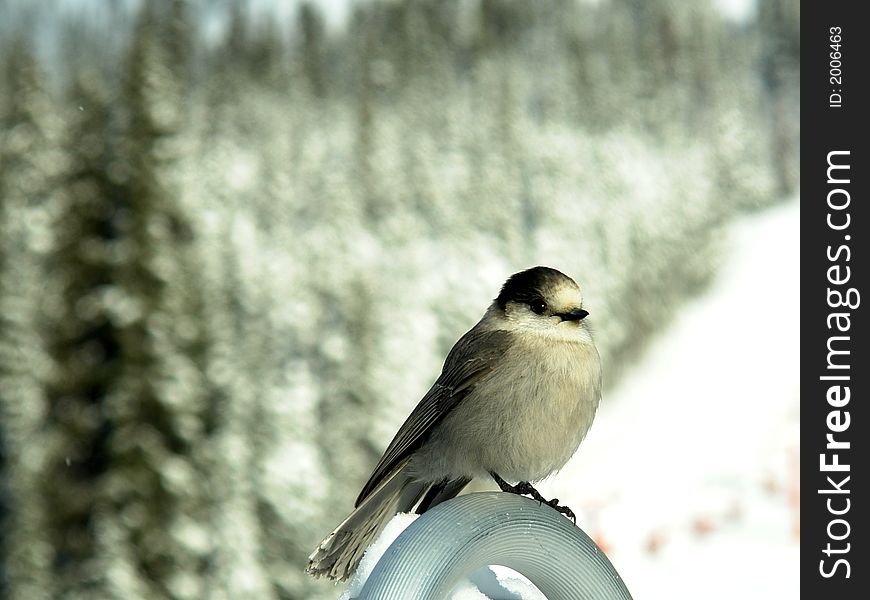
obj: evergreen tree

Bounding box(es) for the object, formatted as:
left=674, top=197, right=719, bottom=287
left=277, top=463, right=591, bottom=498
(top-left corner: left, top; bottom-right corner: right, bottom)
left=759, top=0, right=800, bottom=195
left=94, top=6, right=210, bottom=598
left=297, top=1, right=327, bottom=98
left=349, top=5, right=381, bottom=226
left=0, top=40, right=60, bottom=600
left=42, top=69, right=122, bottom=599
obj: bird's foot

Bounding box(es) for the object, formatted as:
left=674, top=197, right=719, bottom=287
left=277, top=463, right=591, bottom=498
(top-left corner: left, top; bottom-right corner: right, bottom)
left=490, top=472, right=577, bottom=524
left=543, top=498, right=576, bottom=524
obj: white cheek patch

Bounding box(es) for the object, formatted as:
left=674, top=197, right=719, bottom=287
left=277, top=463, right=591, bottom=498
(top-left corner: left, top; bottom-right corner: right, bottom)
left=502, top=299, right=591, bottom=343
left=503, top=302, right=533, bottom=322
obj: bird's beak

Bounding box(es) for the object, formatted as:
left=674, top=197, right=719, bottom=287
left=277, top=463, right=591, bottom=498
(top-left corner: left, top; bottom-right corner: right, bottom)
left=558, top=308, right=589, bottom=322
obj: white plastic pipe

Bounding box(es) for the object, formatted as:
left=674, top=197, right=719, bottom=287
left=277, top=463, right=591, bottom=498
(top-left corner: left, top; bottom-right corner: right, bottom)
left=355, top=491, right=633, bottom=600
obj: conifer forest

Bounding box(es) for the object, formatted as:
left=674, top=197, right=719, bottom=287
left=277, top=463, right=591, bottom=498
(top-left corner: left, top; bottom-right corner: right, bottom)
left=0, top=0, right=798, bottom=598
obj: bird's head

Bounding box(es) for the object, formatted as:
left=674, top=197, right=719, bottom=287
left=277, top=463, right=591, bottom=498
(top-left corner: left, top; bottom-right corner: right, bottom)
left=494, top=266, right=591, bottom=340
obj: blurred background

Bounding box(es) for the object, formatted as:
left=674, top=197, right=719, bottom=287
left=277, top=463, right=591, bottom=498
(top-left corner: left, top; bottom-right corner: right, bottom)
left=0, top=0, right=798, bottom=599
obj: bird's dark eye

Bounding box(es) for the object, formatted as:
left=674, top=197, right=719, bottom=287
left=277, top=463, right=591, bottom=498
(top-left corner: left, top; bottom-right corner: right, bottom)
left=530, top=299, right=547, bottom=315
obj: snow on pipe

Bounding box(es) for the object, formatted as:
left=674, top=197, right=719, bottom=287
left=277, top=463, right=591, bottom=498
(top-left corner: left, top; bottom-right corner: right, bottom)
left=354, top=491, right=633, bottom=600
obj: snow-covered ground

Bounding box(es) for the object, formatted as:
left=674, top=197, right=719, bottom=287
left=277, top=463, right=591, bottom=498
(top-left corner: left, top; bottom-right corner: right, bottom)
left=342, top=198, right=800, bottom=599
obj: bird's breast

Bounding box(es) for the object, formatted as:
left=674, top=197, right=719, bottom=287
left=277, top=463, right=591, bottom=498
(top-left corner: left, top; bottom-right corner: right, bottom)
left=417, top=336, right=602, bottom=483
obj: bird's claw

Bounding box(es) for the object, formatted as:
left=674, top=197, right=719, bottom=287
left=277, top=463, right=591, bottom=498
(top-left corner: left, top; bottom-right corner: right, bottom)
left=547, top=500, right=577, bottom=524
left=490, top=472, right=577, bottom=524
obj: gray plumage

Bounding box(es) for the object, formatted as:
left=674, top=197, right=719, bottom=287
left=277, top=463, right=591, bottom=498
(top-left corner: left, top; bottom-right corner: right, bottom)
left=307, top=266, right=602, bottom=581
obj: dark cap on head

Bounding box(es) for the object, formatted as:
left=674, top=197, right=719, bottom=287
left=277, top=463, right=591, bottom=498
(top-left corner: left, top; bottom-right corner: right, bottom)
left=495, top=266, right=576, bottom=310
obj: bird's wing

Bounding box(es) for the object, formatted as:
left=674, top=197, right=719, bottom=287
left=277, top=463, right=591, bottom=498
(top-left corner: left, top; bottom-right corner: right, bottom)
left=355, top=327, right=511, bottom=507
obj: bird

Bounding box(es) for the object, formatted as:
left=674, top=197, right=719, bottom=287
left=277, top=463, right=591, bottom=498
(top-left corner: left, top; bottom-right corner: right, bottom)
left=307, top=266, right=602, bottom=581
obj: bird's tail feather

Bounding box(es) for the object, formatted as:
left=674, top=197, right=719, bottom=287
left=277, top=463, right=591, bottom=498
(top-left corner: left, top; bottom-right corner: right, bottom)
left=306, top=463, right=425, bottom=581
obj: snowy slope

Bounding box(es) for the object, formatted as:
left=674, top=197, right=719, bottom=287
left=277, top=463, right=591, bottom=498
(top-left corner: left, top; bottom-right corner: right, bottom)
left=342, top=198, right=800, bottom=599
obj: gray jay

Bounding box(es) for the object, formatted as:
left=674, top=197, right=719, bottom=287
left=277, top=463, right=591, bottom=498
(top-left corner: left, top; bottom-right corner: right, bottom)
left=307, top=266, right=602, bottom=581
